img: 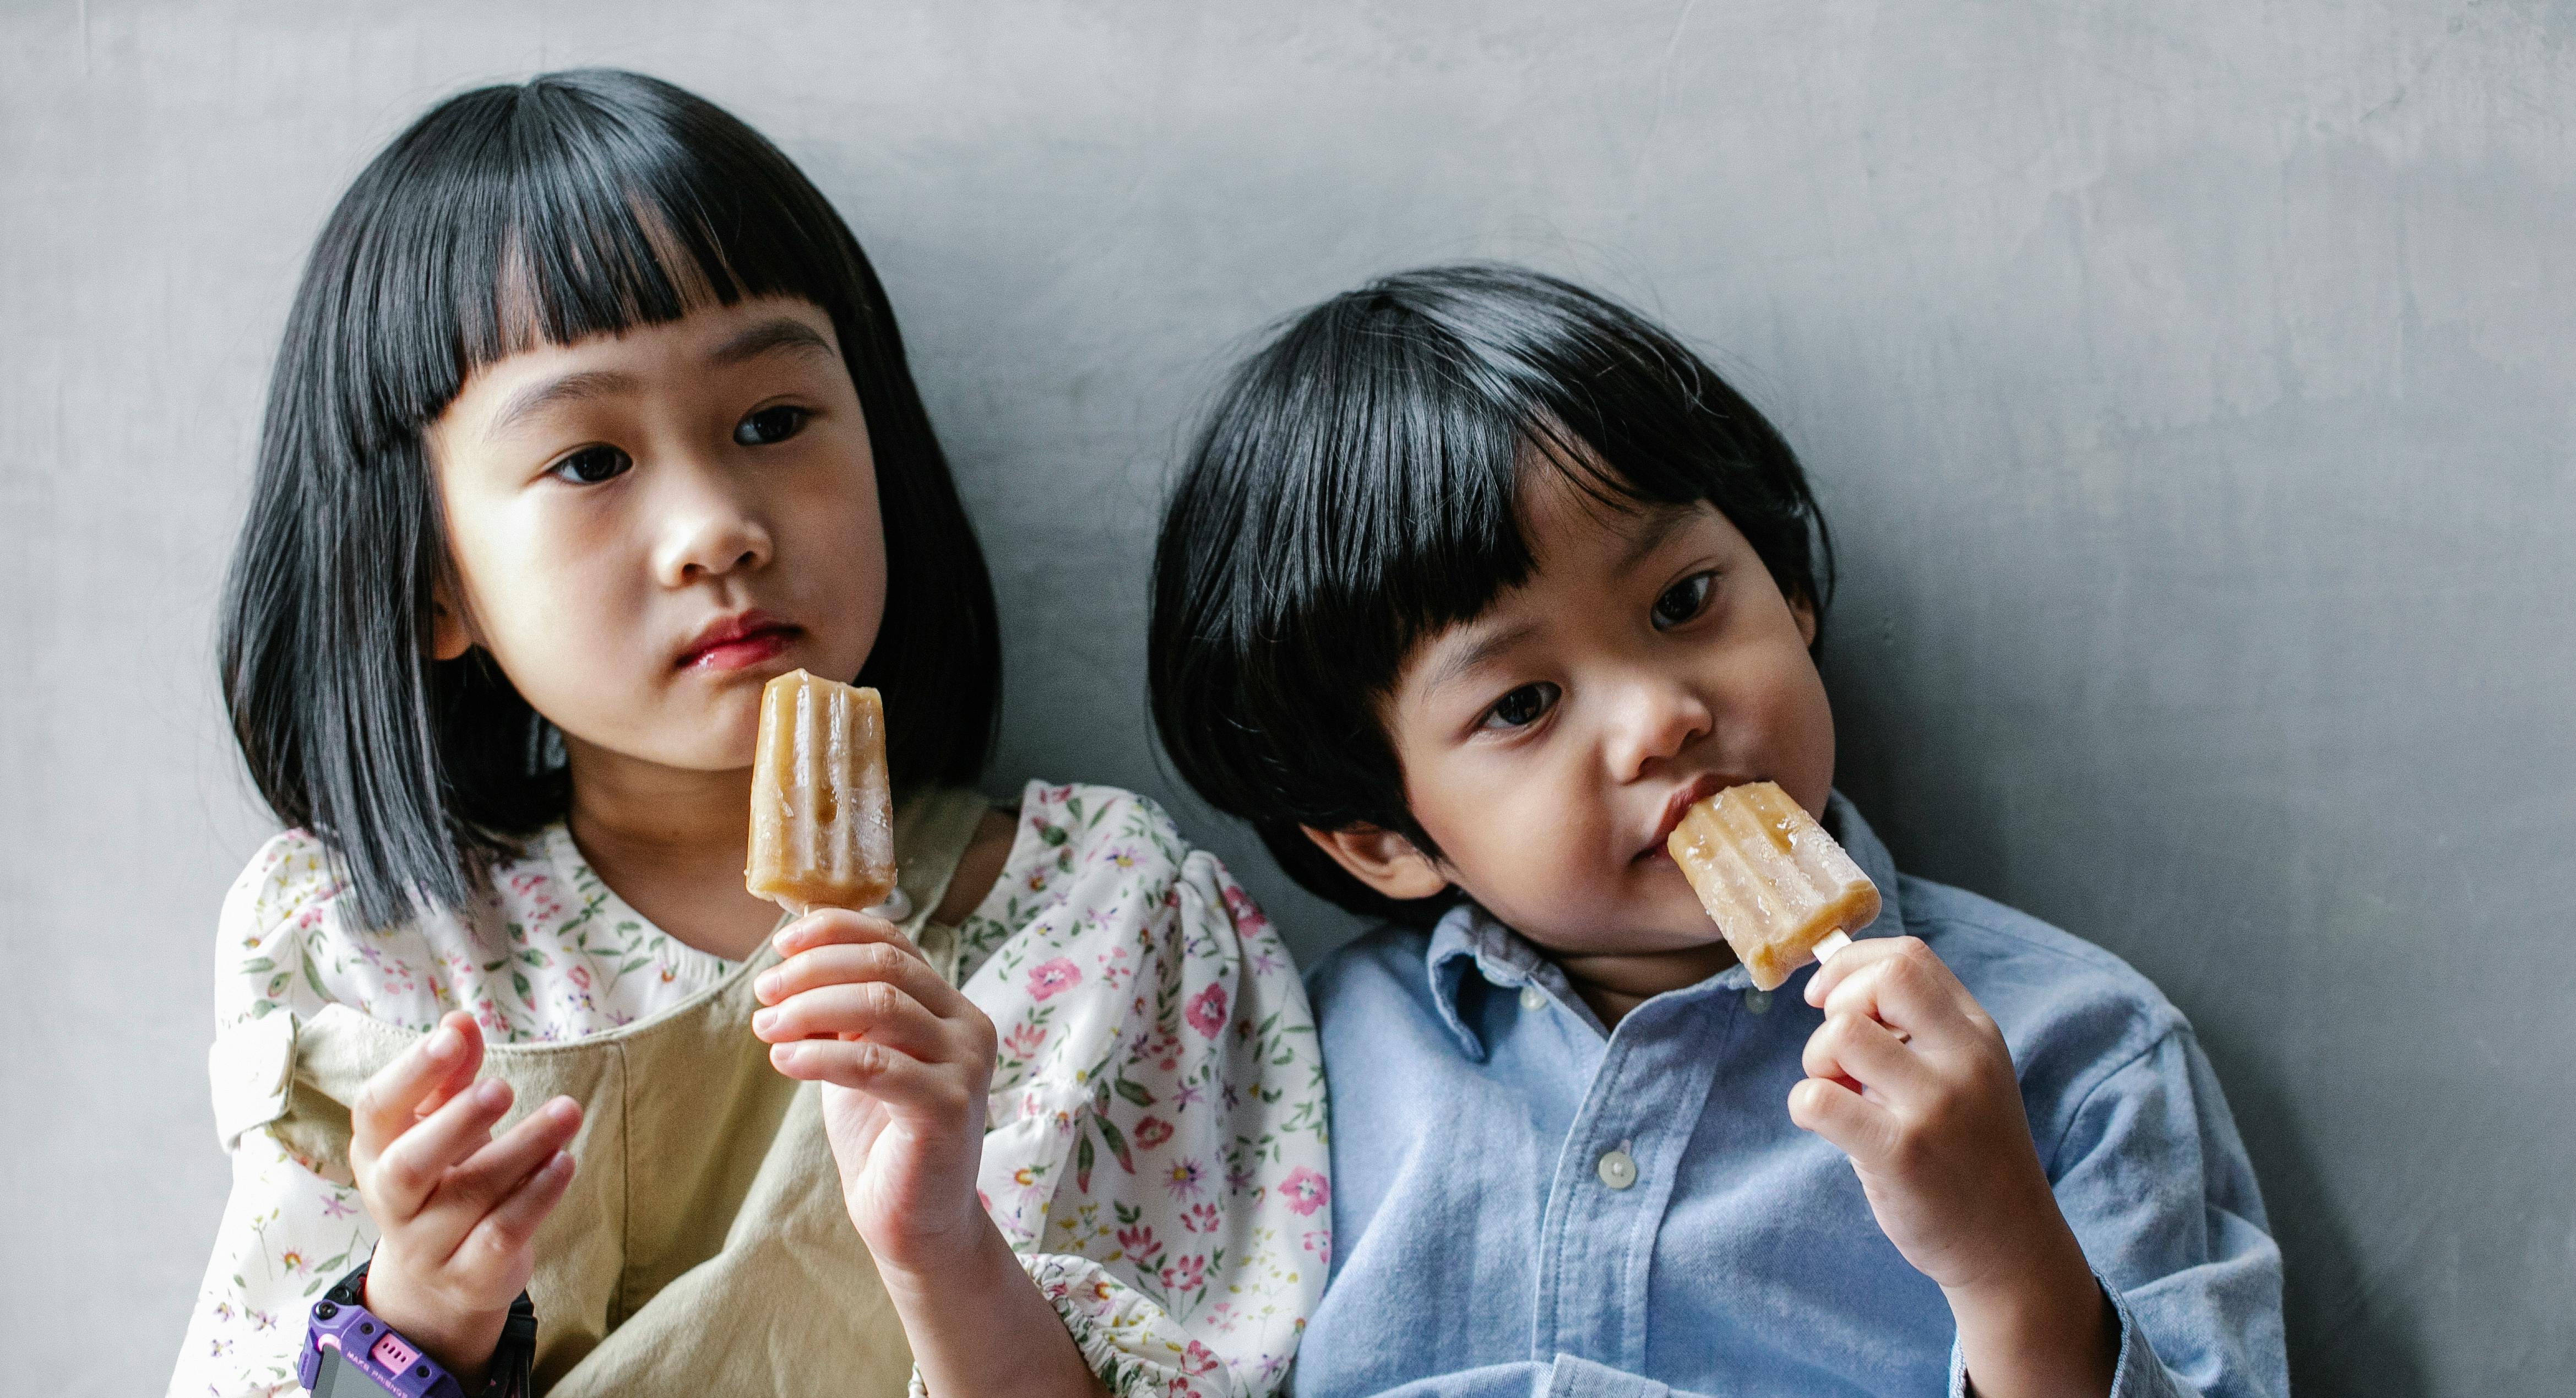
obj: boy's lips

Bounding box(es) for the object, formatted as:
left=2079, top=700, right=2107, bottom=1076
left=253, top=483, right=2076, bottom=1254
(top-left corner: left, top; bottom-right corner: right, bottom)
left=1637, top=772, right=1752, bottom=861
left=677, top=609, right=801, bottom=671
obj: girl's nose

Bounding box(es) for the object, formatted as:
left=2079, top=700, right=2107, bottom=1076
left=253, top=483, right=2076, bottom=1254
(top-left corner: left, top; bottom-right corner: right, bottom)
left=651, top=465, right=774, bottom=587
left=1605, top=675, right=1714, bottom=782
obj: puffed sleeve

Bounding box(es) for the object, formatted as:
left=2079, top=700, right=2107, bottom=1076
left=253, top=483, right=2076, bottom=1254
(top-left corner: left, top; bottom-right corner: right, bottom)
left=1954, top=1026, right=2287, bottom=1398
left=946, top=784, right=1329, bottom=1398
left=168, top=833, right=382, bottom=1397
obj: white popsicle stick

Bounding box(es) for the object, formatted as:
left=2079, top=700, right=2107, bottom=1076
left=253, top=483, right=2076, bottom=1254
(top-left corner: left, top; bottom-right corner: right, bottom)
left=1814, top=929, right=1855, bottom=964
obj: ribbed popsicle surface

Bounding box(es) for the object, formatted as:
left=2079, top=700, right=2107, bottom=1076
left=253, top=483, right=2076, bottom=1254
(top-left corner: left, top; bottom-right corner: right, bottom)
left=745, top=670, right=896, bottom=913
left=1666, top=781, right=1881, bottom=990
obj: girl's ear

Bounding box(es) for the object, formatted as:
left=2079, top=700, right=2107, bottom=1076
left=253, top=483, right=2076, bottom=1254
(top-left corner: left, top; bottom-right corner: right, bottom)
left=1790, top=590, right=1818, bottom=649
left=427, top=575, right=474, bottom=662
left=1301, top=823, right=1450, bottom=902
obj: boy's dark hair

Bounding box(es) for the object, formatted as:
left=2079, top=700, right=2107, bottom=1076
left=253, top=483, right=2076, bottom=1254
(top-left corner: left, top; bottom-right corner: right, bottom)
left=221, top=69, right=999, bottom=930
left=1148, top=263, right=1832, bottom=925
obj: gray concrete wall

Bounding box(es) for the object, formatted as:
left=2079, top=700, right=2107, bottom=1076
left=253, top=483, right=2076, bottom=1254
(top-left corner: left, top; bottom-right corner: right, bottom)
left=4, top=2, right=2569, bottom=1392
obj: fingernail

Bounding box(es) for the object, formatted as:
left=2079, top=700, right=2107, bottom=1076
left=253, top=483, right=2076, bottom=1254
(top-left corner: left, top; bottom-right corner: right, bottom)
left=427, top=1027, right=460, bottom=1059
left=753, top=971, right=779, bottom=1000
left=751, top=1008, right=776, bottom=1034
left=475, top=1079, right=508, bottom=1107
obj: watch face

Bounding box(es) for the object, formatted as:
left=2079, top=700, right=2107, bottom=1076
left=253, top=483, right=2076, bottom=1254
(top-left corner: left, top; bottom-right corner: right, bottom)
left=309, top=1343, right=375, bottom=1396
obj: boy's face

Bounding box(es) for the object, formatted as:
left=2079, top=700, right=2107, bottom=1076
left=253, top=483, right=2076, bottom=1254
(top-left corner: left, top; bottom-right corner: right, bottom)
left=1335, top=467, right=1835, bottom=959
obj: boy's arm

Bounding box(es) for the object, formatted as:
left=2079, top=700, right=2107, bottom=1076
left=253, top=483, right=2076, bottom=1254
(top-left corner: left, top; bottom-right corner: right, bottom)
left=1793, top=937, right=2285, bottom=1398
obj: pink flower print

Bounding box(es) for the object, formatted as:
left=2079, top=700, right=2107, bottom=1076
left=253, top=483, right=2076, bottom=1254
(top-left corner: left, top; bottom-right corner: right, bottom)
left=1133, top=1115, right=1175, bottom=1149
left=1026, top=957, right=1082, bottom=1001
left=319, top=1193, right=355, bottom=1220
left=1184, top=983, right=1229, bottom=1039
left=1182, top=1202, right=1222, bottom=1233
left=1160, top=1253, right=1208, bottom=1294
left=1180, top=1337, right=1221, bottom=1375
left=248, top=1308, right=276, bottom=1331
left=1001, top=1020, right=1050, bottom=1060
left=1280, top=1166, right=1332, bottom=1217
left=1115, top=1223, right=1162, bottom=1261
left=1301, top=1228, right=1332, bottom=1265
left=567, top=964, right=590, bottom=991
left=1164, top=1156, right=1207, bottom=1200
left=278, top=1249, right=308, bottom=1273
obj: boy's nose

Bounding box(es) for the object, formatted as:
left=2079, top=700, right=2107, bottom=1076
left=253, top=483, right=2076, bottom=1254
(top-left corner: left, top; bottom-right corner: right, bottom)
left=1605, top=675, right=1715, bottom=782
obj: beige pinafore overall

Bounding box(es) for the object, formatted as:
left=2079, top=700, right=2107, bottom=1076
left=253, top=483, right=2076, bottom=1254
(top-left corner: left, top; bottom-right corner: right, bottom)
left=265, top=787, right=992, bottom=1395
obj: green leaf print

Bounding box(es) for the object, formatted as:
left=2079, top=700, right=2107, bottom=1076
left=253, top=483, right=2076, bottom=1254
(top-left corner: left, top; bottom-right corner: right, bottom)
left=240, top=957, right=276, bottom=974
left=1112, top=1074, right=1155, bottom=1108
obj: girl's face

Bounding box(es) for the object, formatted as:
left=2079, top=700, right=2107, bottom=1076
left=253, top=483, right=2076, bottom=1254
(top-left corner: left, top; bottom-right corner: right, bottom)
left=425, top=296, right=885, bottom=776
left=1371, top=468, right=1836, bottom=955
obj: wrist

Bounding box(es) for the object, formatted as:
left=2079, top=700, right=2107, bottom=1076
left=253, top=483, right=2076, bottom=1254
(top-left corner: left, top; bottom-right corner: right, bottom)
left=1942, top=1221, right=2116, bottom=1398
left=361, top=1265, right=510, bottom=1388
left=877, top=1210, right=1020, bottom=1308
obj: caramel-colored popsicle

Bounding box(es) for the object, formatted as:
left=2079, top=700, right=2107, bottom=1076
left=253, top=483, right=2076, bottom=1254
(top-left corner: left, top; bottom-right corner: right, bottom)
left=745, top=670, right=896, bottom=915
left=1666, top=781, right=1880, bottom=991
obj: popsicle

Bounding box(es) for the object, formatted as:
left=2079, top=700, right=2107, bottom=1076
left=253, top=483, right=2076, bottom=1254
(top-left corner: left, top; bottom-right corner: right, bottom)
left=744, top=669, right=896, bottom=915
left=1666, top=780, right=1880, bottom=991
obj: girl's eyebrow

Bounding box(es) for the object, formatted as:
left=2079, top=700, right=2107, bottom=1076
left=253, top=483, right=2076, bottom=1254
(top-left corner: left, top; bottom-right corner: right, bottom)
left=1616, top=501, right=1704, bottom=572
left=486, top=369, right=643, bottom=440
left=1421, top=619, right=1537, bottom=701
left=708, top=316, right=835, bottom=367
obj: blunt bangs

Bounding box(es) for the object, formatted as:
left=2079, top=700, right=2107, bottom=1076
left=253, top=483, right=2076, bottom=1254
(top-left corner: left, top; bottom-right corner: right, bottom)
left=1149, top=263, right=1832, bottom=924
left=223, top=70, right=998, bottom=930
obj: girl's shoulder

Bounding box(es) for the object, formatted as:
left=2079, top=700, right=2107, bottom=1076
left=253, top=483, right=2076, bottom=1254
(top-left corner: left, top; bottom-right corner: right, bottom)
left=215, top=826, right=728, bottom=1039
left=955, top=779, right=1276, bottom=974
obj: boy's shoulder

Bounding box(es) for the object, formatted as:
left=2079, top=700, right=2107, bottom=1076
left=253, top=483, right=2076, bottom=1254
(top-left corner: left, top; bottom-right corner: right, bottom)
left=1305, top=922, right=1438, bottom=1011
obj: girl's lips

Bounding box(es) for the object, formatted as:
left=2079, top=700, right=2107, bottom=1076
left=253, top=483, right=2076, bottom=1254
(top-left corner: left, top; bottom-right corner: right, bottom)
left=682, top=626, right=797, bottom=671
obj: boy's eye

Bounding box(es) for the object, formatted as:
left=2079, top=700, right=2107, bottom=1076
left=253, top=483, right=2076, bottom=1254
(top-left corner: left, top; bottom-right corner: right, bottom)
left=1480, top=682, right=1559, bottom=731
left=734, top=405, right=809, bottom=446
left=548, top=445, right=632, bottom=485
left=1652, top=572, right=1715, bottom=630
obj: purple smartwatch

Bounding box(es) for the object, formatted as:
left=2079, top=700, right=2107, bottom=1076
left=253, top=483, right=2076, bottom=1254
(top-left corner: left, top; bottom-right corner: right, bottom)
left=299, top=1260, right=534, bottom=1398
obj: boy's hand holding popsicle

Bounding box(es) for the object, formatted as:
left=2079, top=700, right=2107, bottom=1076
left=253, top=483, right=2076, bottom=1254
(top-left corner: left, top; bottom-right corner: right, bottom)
left=1673, top=782, right=2115, bottom=1398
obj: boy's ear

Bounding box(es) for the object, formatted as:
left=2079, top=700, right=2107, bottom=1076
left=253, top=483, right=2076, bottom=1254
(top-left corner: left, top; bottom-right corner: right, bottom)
left=427, top=575, right=474, bottom=662
left=1301, top=823, right=1450, bottom=902
left=1790, top=590, right=1818, bottom=649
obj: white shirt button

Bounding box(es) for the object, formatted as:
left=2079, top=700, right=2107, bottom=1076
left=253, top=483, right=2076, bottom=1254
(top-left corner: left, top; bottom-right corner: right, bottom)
left=1519, top=985, right=1548, bottom=1012
left=1596, top=1148, right=1638, bottom=1190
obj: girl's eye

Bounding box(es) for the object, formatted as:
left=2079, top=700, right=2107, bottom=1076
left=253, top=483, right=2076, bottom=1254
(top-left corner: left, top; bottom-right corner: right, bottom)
left=548, top=445, right=632, bottom=485
left=1653, top=572, right=1715, bottom=630
left=1480, top=682, right=1560, bottom=731
left=734, top=405, right=809, bottom=446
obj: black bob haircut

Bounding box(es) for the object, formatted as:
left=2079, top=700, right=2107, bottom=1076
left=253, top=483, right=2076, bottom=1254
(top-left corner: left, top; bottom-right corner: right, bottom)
left=221, top=69, right=999, bottom=930
left=1148, top=263, right=1832, bottom=926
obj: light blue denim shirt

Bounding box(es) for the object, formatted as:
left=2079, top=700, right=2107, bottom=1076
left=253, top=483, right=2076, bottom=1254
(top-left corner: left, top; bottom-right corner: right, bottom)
left=1298, top=795, right=2285, bottom=1398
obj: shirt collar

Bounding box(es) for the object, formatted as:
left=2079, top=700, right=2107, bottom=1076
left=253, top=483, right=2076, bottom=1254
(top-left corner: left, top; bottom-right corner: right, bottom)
left=1422, top=789, right=1904, bottom=1059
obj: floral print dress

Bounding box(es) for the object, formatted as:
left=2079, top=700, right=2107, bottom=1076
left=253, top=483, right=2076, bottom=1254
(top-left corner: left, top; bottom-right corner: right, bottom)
left=168, top=782, right=1329, bottom=1398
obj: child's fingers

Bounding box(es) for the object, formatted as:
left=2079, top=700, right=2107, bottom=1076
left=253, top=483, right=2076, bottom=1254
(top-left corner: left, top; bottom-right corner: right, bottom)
left=367, top=1077, right=514, bottom=1218
left=1787, top=1075, right=1902, bottom=1166
left=1816, top=939, right=1981, bottom=1049
left=407, top=1098, right=584, bottom=1259
left=450, top=1151, right=577, bottom=1289
left=1801, top=1011, right=1934, bottom=1101
left=754, top=939, right=965, bottom=1020
left=769, top=1039, right=972, bottom=1120
left=351, top=1012, right=484, bottom=1159
left=771, top=908, right=926, bottom=964
left=753, top=983, right=950, bottom=1061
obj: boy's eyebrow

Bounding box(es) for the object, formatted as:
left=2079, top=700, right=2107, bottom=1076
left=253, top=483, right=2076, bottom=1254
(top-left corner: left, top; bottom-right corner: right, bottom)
left=486, top=370, right=644, bottom=440
left=1616, top=502, right=1704, bottom=572
left=1420, top=620, right=1538, bottom=700
left=707, top=316, right=836, bottom=367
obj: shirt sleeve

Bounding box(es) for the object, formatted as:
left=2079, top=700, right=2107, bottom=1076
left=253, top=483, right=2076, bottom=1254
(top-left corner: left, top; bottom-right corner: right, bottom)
left=948, top=787, right=1329, bottom=1398
left=1948, top=1027, right=2288, bottom=1398
left=169, top=836, right=379, bottom=1397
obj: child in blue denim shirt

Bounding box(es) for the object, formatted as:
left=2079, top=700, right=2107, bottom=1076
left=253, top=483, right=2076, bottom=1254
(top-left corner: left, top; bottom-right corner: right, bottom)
left=1146, top=264, right=2285, bottom=1397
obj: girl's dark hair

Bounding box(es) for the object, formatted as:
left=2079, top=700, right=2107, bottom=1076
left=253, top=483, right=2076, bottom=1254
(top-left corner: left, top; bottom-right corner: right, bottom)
left=1148, top=263, right=1832, bottom=925
left=222, top=69, right=999, bottom=930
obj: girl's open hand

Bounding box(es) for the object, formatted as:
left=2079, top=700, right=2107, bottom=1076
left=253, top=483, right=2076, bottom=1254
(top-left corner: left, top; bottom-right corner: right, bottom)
left=349, top=1010, right=581, bottom=1386
left=753, top=910, right=999, bottom=1281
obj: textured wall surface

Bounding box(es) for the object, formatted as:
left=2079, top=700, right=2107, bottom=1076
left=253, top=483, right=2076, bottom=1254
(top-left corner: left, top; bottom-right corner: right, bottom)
left=4, top=2, right=2570, bottom=1393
